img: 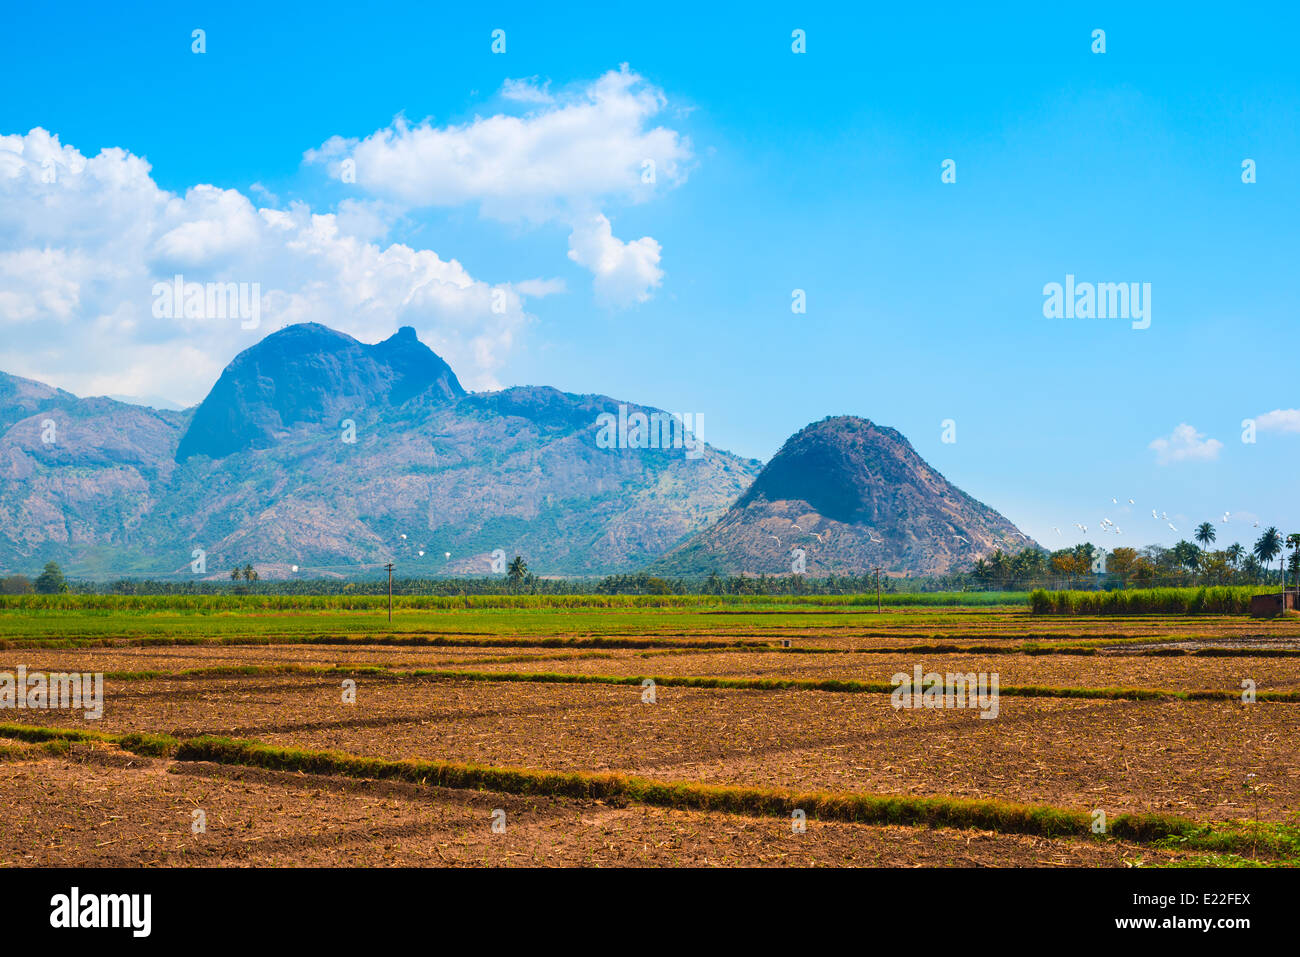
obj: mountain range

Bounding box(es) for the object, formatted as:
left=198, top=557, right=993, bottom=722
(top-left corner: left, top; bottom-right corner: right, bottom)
left=0, top=323, right=1033, bottom=578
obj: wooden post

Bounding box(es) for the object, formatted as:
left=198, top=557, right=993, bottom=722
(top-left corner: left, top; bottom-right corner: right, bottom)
left=385, top=563, right=394, bottom=624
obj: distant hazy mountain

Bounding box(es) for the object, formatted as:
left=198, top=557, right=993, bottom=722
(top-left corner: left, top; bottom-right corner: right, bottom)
left=0, top=371, right=190, bottom=577
left=0, top=324, right=759, bottom=578
left=651, top=416, right=1035, bottom=577
left=104, top=394, right=187, bottom=412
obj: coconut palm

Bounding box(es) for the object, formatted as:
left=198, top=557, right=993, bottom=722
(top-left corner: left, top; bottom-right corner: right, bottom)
left=990, top=549, right=1010, bottom=585
left=1171, top=540, right=1201, bottom=575
left=1254, top=527, right=1283, bottom=586
left=506, top=555, right=528, bottom=591
left=1288, top=533, right=1300, bottom=594
left=1194, top=521, right=1216, bottom=552
left=1225, top=543, right=1244, bottom=569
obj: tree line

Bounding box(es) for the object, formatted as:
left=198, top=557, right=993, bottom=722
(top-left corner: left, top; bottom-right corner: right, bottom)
left=971, top=526, right=1300, bottom=590
left=7, top=529, right=1298, bottom=597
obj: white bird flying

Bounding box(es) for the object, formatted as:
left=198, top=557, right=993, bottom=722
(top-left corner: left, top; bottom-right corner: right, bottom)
left=1152, top=509, right=1158, bottom=519
left=1128, top=498, right=1135, bottom=505
left=1168, top=523, right=1177, bottom=532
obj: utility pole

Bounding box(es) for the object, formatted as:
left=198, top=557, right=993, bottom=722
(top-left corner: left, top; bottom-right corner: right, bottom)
left=873, top=566, right=882, bottom=613
left=385, top=563, right=394, bottom=624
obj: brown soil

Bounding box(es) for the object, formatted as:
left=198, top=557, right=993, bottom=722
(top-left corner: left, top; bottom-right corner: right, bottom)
left=0, top=745, right=1191, bottom=868
left=3, top=609, right=1297, bottom=867
left=4, top=672, right=1294, bottom=821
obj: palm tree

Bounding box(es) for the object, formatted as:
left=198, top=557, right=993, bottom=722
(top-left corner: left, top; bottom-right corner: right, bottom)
left=1254, top=527, right=1283, bottom=586
left=1225, top=543, right=1244, bottom=581
left=990, top=549, right=1010, bottom=586
left=506, top=555, right=528, bottom=591
left=1287, top=533, right=1300, bottom=595
left=1171, top=540, right=1201, bottom=577
left=1194, top=521, right=1217, bottom=553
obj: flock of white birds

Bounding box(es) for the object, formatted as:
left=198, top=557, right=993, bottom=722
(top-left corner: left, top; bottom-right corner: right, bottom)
left=1046, top=497, right=1261, bottom=551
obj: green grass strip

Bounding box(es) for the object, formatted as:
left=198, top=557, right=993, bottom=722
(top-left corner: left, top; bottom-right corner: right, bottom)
left=169, top=735, right=1172, bottom=841
left=0, top=721, right=177, bottom=756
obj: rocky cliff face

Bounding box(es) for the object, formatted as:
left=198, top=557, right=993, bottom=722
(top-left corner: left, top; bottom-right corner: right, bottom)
left=176, top=323, right=464, bottom=460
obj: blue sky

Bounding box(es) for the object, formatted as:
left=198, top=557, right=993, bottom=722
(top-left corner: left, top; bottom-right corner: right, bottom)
left=2, top=1, right=1297, bottom=551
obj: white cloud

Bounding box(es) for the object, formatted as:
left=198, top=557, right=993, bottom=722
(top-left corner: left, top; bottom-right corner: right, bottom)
left=0, top=128, right=534, bottom=402
left=332, top=197, right=400, bottom=243
left=1149, top=423, right=1223, bottom=465
left=307, top=66, right=690, bottom=217
left=1254, top=409, right=1300, bottom=434
left=500, top=77, right=554, bottom=105
left=566, top=214, right=662, bottom=307
left=305, top=65, right=690, bottom=303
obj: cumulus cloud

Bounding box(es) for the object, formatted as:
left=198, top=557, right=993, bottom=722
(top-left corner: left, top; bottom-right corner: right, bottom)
left=0, top=128, right=531, bottom=402
left=305, top=65, right=690, bottom=305
left=1254, top=409, right=1300, bottom=434
left=566, top=214, right=662, bottom=307
left=1149, top=423, right=1223, bottom=465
